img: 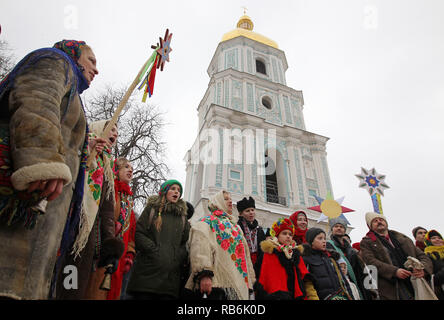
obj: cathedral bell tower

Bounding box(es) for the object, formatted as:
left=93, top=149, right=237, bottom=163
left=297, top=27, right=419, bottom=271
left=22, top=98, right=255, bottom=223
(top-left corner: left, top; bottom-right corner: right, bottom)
left=183, top=14, right=334, bottom=229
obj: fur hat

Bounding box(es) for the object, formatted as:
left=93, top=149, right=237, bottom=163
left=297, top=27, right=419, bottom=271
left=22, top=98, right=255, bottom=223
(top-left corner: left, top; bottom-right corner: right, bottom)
left=329, top=216, right=348, bottom=231
left=412, top=226, right=427, bottom=238
left=365, top=212, right=387, bottom=228
left=306, top=227, right=325, bottom=245
left=236, top=196, right=255, bottom=214
left=270, top=218, right=295, bottom=238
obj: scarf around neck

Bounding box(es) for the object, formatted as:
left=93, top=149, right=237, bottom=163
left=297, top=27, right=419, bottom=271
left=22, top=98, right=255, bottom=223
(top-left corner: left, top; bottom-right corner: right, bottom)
left=201, top=209, right=249, bottom=286
left=239, top=216, right=258, bottom=254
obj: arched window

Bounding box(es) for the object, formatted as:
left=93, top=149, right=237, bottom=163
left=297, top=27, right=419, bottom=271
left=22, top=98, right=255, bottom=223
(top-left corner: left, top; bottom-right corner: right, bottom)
left=265, top=151, right=287, bottom=206
left=262, top=96, right=273, bottom=110
left=256, top=59, right=266, bottom=75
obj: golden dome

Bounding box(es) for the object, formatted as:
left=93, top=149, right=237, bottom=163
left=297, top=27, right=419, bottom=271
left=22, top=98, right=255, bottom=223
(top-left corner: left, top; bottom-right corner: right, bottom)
left=222, top=15, right=278, bottom=49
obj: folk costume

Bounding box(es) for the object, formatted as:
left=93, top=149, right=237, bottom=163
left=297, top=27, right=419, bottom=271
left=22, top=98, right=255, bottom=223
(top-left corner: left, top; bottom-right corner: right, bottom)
left=0, top=40, right=89, bottom=299
left=55, top=120, right=124, bottom=300
left=424, top=230, right=444, bottom=300
left=127, top=180, right=190, bottom=299
left=106, top=171, right=137, bottom=300
left=289, top=210, right=308, bottom=245
left=236, top=197, right=266, bottom=268
left=185, top=190, right=256, bottom=300
left=254, top=218, right=318, bottom=300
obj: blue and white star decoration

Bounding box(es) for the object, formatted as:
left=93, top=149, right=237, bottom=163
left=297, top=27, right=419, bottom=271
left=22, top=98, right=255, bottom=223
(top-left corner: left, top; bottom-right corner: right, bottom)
left=355, top=167, right=390, bottom=196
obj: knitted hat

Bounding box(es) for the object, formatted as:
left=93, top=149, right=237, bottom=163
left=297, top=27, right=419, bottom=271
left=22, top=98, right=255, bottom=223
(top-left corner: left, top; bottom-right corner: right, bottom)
left=236, top=196, right=255, bottom=214
left=424, top=230, right=443, bottom=247
left=159, top=179, right=183, bottom=198
left=412, top=226, right=427, bottom=239
left=329, top=216, right=348, bottom=231
left=306, top=228, right=326, bottom=245
left=365, top=212, right=387, bottom=229
left=289, top=210, right=307, bottom=227
left=270, top=218, right=295, bottom=238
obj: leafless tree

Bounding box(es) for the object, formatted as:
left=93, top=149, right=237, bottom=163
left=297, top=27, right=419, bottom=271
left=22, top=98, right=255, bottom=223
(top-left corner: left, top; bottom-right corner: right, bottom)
left=0, top=40, right=15, bottom=80
left=84, top=84, right=169, bottom=213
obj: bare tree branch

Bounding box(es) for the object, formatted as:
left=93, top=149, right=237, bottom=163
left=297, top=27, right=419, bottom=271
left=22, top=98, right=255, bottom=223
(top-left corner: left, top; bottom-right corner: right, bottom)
left=0, top=40, right=16, bottom=80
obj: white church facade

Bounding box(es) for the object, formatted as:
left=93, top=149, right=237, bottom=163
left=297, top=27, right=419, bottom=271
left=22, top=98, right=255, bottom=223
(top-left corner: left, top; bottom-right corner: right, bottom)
left=183, top=15, right=334, bottom=230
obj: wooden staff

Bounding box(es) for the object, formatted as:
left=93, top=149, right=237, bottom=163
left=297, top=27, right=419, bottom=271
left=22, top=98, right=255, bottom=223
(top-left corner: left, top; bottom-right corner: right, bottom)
left=86, top=56, right=153, bottom=168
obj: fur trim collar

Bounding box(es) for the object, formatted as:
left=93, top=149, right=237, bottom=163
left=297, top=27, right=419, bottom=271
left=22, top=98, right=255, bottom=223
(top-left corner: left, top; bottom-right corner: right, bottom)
left=146, top=195, right=187, bottom=216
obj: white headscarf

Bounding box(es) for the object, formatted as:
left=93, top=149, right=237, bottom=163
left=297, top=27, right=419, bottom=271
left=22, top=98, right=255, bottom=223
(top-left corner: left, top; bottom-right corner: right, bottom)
left=208, top=190, right=231, bottom=214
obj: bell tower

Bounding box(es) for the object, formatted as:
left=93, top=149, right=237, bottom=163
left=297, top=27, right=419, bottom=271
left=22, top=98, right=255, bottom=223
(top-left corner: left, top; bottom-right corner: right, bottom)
left=184, top=15, right=334, bottom=229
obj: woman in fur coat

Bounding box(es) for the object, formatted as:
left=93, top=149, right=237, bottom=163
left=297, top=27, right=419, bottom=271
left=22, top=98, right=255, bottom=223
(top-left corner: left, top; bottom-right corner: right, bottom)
left=185, top=190, right=256, bottom=300
left=300, top=228, right=354, bottom=300
left=0, top=40, right=96, bottom=299
left=254, top=218, right=318, bottom=300
left=127, top=180, right=190, bottom=299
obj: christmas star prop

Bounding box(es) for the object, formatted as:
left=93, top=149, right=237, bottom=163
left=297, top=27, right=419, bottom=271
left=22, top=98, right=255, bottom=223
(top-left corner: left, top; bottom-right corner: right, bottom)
left=137, top=29, right=173, bottom=102
left=308, top=192, right=354, bottom=224
left=355, top=167, right=389, bottom=214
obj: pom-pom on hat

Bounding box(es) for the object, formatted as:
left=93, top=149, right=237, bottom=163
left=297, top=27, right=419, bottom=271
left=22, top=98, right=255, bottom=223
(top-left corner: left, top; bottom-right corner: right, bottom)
left=306, top=228, right=325, bottom=245
left=159, top=179, right=183, bottom=198
left=270, top=218, right=295, bottom=238
left=236, top=196, right=255, bottom=214
left=424, top=230, right=443, bottom=247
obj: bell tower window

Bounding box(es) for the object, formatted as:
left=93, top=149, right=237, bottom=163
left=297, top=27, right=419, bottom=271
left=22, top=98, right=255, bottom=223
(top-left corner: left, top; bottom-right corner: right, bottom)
left=256, top=59, right=266, bottom=75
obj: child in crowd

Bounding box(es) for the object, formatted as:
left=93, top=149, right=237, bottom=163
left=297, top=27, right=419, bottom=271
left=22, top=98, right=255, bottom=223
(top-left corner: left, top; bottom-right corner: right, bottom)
left=301, top=228, right=353, bottom=300
left=338, top=258, right=361, bottom=300
left=254, top=218, right=318, bottom=300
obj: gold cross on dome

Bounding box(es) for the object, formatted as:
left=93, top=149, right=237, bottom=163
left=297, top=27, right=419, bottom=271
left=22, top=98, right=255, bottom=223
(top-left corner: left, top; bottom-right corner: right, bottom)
left=241, top=6, right=247, bottom=15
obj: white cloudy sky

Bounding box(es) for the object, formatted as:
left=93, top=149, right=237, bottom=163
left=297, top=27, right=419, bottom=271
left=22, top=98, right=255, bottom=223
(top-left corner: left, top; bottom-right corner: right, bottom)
left=1, top=0, right=443, bottom=243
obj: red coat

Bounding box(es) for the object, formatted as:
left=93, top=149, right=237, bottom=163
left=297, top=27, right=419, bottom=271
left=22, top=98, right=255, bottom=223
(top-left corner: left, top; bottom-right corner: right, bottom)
left=257, top=243, right=310, bottom=299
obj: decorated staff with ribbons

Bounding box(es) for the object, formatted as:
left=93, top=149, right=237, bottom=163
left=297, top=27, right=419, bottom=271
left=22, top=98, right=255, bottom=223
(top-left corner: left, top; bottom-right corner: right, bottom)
left=0, top=39, right=97, bottom=299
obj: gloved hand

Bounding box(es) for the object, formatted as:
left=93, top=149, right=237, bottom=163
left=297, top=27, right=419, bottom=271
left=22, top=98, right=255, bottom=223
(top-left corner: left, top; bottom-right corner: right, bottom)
left=122, top=252, right=135, bottom=274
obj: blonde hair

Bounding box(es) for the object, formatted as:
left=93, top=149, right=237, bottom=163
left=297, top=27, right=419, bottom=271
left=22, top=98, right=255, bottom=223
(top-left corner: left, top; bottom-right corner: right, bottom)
left=115, top=157, right=130, bottom=176
left=154, top=195, right=166, bottom=232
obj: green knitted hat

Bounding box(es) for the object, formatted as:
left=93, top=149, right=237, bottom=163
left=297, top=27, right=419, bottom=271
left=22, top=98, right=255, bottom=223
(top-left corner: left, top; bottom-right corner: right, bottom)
left=159, top=179, right=183, bottom=197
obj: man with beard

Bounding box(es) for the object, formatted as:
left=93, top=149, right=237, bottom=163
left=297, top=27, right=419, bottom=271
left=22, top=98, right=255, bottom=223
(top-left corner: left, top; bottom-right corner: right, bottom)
left=360, top=212, right=433, bottom=300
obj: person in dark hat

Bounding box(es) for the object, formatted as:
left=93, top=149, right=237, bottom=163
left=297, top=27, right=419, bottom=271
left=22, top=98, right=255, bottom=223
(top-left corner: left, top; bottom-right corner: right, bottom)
left=423, top=230, right=444, bottom=300
left=412, top=226, right=428, bottom=252
left=299, top=227, right=353, bottom=300
left=236, top=196, right=266, bottom=275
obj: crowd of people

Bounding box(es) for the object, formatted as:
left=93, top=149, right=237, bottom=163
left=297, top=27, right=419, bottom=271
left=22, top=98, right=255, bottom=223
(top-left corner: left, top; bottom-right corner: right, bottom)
left=0, top=39, right=443, bottom=301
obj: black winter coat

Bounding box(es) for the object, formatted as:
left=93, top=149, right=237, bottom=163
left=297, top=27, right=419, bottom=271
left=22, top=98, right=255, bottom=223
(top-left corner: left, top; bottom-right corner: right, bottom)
left=301, top=244, right=353, bottom=300
left=426, top=250, right=444, bottom=300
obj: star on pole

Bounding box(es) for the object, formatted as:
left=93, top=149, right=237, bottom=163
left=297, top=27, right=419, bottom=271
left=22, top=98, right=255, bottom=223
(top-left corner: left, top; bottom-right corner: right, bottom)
left=355, top=167, right=389, bottom=196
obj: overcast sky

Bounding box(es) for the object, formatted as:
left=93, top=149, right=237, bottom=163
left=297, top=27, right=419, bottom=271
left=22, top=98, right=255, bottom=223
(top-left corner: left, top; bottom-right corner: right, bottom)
left=1, top=0, right=443, bottom=243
